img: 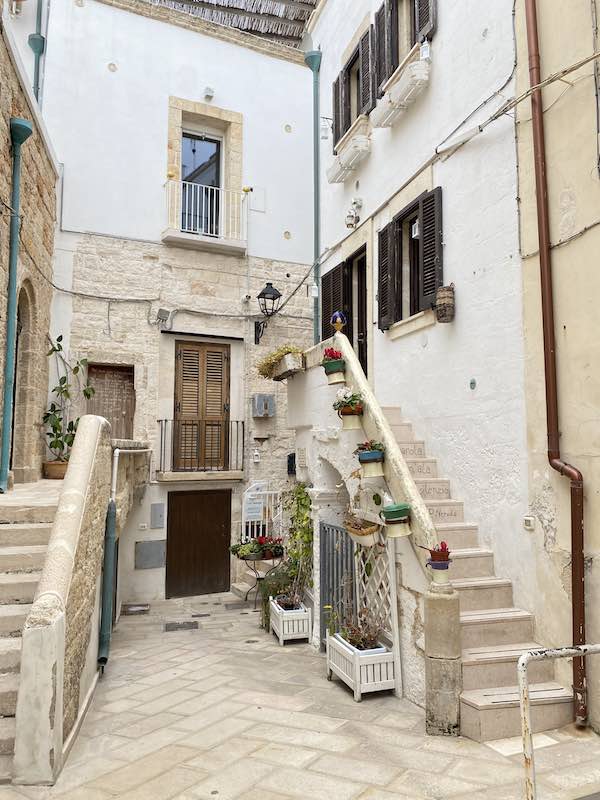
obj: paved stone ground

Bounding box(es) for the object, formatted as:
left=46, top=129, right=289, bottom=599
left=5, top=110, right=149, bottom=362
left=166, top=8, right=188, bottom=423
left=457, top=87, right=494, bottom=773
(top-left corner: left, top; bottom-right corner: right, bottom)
left=2, top=592, right=600, bottom=800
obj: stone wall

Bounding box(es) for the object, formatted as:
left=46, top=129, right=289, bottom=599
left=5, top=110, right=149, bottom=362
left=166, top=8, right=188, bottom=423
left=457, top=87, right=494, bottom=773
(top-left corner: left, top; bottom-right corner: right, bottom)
left=0, top=9, right=57, bottom=483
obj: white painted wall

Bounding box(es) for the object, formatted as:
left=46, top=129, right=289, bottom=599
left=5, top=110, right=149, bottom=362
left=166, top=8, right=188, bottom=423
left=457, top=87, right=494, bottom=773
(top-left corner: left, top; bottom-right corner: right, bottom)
left=312, top=0, right=535, bottom=613
left=33, top=0, right=313, bottom=265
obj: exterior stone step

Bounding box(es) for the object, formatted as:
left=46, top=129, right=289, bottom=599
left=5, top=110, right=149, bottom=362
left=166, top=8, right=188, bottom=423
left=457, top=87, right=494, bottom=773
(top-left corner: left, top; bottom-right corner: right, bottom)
left=0, top=604, right=31, bottom=637
left=414, top=479, right=450, bottom=501
left=405, top=458, right=438, bottom=478
left=230, top=581, right=258, bottom=601
left=397, top=440, right=426, bottom=458
left=462, top=643, right=554, bottom=690
left=390, top=422, right=414, bottom=441
left=460, top=682, right=573, bottom=742
left=0, top=717, right=15, bottom=755
left=0, top=546, right=46, bottom=573
left=435, top=523, right=479, bottom=549
left=0, top=505, right=57, bottom=525
left=453, top=576, right=513, bottom=611
left=0, top=754, right=12, bottom=783
left=381, top=406, right=403, bottom=425
left=460, top=607, right=534, bottom=649
left=425, top=500, right=464, bottom=524
left=0, top=639, right=21, bottom=674
left=0, top=572, right=40, bottom=605
left=0, top=673, right=19, bottom=716
left=449, top=548, right=494, bottom=579
left=0, top=523, right=52, bottom=546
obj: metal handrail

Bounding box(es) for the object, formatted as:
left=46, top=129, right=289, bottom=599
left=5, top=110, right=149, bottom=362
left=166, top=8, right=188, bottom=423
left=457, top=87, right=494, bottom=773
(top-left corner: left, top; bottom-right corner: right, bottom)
left=157, top=418, right=244, bottom=473
left=165, top=180, right=247, bottom=241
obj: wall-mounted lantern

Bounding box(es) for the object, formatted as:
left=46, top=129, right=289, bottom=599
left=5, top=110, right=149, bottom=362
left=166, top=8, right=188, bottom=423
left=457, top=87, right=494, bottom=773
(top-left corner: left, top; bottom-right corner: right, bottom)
left=255, top=282, right=282, bottom=344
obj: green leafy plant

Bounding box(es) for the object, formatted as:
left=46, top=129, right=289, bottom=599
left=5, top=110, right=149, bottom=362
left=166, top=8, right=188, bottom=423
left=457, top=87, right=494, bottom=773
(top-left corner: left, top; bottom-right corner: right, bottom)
left=236, top=542, right=263, bottom=559
left=257, top=345, right=303, bottom=379
left=353, top=439, right=385, bottom=455
left=42, top=336, right=94, bottom=462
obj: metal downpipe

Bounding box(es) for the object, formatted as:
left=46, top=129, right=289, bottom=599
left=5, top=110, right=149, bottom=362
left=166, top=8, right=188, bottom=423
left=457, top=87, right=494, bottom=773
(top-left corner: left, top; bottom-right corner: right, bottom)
left=524, top=0, right=587, bottom=725
left=28, top=0, right=45, bottom=101
left=304, top=49, right=322, bottom=344
left=0, top=118, right=33, bottom=494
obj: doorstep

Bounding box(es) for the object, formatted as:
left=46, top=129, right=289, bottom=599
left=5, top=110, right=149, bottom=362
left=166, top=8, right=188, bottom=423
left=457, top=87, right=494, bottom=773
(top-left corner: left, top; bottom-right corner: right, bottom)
left=156, top=471, right=244, bottom=482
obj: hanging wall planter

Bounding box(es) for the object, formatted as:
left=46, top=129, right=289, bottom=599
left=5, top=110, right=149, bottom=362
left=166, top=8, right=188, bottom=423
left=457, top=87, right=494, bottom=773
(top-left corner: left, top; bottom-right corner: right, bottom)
left=322, top=348, right=346, bottom=385
left=344, top=514, right=381, bottom=547
left=333, top=389, right=364, bottom=430
left=420, top=541, right=452, bottom=585
left=379, top=503, right=411, bottom=539
left=435, top=284, right=455, bottom=323
left=354, top=441, right=385, bottom=479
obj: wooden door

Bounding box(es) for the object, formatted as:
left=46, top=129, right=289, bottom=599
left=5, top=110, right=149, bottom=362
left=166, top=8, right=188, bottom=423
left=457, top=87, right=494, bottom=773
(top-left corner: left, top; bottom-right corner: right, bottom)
left=356, top=252, right=368, bottom=376
left=166, top=490, right=231, bottom=598
left=88, top=365, right=135, bottom=439
left=174, top=341, right=230, bottom=471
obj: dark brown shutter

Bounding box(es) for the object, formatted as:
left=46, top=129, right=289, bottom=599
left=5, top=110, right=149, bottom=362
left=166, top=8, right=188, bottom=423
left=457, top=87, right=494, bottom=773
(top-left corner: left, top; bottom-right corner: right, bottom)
left=321, top=264, right=349, bottom=339
left=342, top=259, right=354, bottom=344
left=418, top=187, right=443, bottom=311
left=386, top=0, right=400, bottom=76
left=332, top=76, right=341, bottom=152
left=375, top=4, right=387, bottom=94
left=378, top=223, right=397, bottom=330
left=358, top=28, right=375, bottom=115
left=321, top=269, right=333, bottom=340
left=415, top=0, right=436, bottom=41
left=341, top=67, right=351, bottom=137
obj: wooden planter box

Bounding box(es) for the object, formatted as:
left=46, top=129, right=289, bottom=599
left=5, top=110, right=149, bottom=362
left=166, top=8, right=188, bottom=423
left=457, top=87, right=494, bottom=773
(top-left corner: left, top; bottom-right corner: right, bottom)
left=269, top=597, right=312, bottom=646
left=326, top=631, right=395, bottom=701
left=271, top=352, right=304, bottom=382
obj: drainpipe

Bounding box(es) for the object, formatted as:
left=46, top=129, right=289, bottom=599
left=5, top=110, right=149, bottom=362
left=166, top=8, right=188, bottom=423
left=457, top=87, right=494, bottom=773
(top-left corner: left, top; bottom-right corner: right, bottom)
left=0, top=118, right=33, bottom=494
left=98, top=447, right=151, bottom=669
left=28, top=0, right=45, bottom=101
left=304, top=49, right=322, bottom=344
left=524, top=0, right=587, bottom=726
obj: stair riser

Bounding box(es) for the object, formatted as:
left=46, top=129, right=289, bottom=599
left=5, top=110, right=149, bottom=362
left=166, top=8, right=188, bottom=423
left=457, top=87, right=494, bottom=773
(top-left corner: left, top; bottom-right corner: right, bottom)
left=398, top=441, right=426, bottom=458
left=0, top=551, right=45, bottom=573
left=0, top=507, right=56, bottom=525
left=0, top=690, right=17, bottom=717
left=417, top=481, right=451, bottom=501
left=0, top=580, right=38, bottom=605
left=391, top=423, right=414, bottom=441
left=406, top=459, right=438, bottom=479
left=0, top=734, right=14, bottom=757
left=460, top=698, right=573, bottom=742
left=0, top=650, right=20, bottom=675
left=457, top=584, right=513, bottom=612
left=436, top=527, right=479, bottom=549
left=0, top=614, right=27, bottom=638
left=450, top=554, right=494, bottom=579
left=427, top=503, right=464, bottom=524
left=462, top=658, right=554, bottom=691
left=461, top=617, right=534, bottom=648
left=230, top=583, right=258, bottom=602
left=381, top=408, right=403, bottom=425
left=0, top=526, right=52, bottom=546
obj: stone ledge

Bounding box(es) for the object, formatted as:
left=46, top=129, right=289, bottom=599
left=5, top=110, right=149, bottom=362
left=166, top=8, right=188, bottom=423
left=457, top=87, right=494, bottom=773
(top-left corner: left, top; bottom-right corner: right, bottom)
left=161, top=228, right=247, bottom=256
left=156, top=470, right=244, bottom=482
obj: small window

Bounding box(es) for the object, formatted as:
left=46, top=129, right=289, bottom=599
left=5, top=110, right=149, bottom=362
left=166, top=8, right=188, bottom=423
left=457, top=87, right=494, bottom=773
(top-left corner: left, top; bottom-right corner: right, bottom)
left=375, top=0, right=435, bottom=94
left=332, top=28, right=375, bottom=151
left=181, top=133, right=222, bottom=236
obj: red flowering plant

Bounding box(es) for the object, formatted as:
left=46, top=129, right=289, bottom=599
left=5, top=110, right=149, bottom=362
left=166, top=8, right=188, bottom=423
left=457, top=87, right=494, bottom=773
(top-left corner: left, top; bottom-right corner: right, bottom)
left=419, top=540, right=451, bottom=562
left=322, top=347, right=343, bottom=362
left=257, top=535, right=284, bottom=559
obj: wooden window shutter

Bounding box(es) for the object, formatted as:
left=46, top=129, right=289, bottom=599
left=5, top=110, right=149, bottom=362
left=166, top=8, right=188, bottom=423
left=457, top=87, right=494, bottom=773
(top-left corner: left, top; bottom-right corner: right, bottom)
left=203, top=346, right=229, bottom=468
left=341, top=66, right=351, bottom=137
left=332, top=76, right=341, bottom=152
left=418, top=187, right=443, bottom=312
left=321, top=269, right=333, bottom=340
left=378, top=223, right=397, bottom=330
left=375, top=4, right=387, bottom=94
left=342, top=259, right=354, bottom=344
left=386, top=0, right=400, bottom=77
left=321, top=264, right=347, bottom=340
left=415, top=0, right=436, bottom=42
left=358, top=27, right=376, bottom=115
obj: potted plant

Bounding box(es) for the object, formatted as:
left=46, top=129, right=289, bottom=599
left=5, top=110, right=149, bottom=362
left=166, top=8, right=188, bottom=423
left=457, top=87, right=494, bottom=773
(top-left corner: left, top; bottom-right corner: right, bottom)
left=326, top=607, right=395, bottom=702
left=257, top=344, right=303, bottom=382
left=419, top=541, right=452, bottom=584
left=256, top=535, right=284, bottom=560
left=344, top=512, right=380, bottom=547
left=321, top=347, right=345, bottom=385
left=42, top=336, right=95, bottom=479
left=333, top=388, right=363, bottom=430
left=236, top=541, right=263, bottom=561
left=379, top=503, right=412, bottom=539
left=354, top=440, right=385, bottom=478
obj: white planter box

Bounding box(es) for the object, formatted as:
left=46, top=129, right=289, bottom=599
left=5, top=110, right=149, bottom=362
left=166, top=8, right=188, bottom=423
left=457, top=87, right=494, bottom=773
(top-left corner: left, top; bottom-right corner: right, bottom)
left=269, top=597, right=312, bottom=646
left=271, top=352, right=304, bottom=382
left=326, top=630, right=395, bottom=701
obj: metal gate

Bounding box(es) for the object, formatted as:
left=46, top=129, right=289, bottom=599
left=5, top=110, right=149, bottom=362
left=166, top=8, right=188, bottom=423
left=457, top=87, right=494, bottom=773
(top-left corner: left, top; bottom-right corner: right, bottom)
left=319, top=522, right=355, bottom=650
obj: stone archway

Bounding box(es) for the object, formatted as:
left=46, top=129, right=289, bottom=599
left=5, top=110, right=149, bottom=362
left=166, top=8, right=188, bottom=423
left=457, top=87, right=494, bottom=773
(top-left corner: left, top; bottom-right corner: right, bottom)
left=11, top=280, right=41, bottom=483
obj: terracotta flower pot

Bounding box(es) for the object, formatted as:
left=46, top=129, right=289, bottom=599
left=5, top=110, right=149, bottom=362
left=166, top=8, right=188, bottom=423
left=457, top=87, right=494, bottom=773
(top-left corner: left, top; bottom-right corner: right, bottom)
left=339, top=404, right=363, bottom=430
left=43, top=460, right=68, bottom=480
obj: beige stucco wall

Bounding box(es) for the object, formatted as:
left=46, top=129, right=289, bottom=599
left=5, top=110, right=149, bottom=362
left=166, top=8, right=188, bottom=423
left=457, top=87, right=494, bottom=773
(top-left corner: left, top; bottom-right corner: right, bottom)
left=0, top=9, right=58, bottom=484
left=515, top=0, right=600, bottom=727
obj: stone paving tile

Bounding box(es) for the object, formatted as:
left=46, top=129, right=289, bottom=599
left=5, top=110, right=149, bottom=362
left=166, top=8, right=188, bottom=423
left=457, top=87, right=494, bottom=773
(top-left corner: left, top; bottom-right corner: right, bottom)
left=113, top=711, right=185, bottom=738
left=446, top=756, right=525, bottom=786
left=236, top=704, right=348, bottom=732
left=170, top=700, right=249, bottom=733
left=51, top=755, right=130, bottom=795
left=309, top=753, right=401, bottom=786
left=543, top=759, right=600, bottom=792
left=180, top=757, right=276, bottom=799
left=249, top=742, right=319, bottom=767
left=106, top=725, right=189, bottom=762
left=169, top=686, right=239, bottom=715
left=184, top=736, right=260, bottom=772
left=388, top=768, right=484, bottom=798
left=86, top=744, right=198, bottom=794
left=357, top=792, right=424, bottom=800
left=183, top=716, right=255, bottom=749
left=114, top=765, right=207, bottom=800
left=241, top=721, right=360, bottom=752
left=237, top=790, right=293, bottom=800
left=261, top=765, right=366, bottom=800
left=131, top=688, right=200, bottom=716
left=228, top=690, right=315, bottom=711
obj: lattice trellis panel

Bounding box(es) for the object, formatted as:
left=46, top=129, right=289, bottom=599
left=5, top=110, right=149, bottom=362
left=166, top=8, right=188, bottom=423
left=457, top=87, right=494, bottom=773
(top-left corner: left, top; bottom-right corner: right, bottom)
left=354, top=544, right=393, bottom=638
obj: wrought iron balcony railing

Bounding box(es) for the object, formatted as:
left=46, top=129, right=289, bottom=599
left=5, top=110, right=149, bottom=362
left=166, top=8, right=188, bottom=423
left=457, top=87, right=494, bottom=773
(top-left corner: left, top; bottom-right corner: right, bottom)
left=157, top=419, right=244, bottom=473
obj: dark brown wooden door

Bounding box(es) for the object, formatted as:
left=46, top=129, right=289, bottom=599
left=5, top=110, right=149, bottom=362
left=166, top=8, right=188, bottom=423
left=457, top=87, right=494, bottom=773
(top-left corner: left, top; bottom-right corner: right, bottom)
left=88, top=365, right=135, bottom=439
left=166, top=490, right=231, bottom=598
left=174, top=341, right=230, bottom=471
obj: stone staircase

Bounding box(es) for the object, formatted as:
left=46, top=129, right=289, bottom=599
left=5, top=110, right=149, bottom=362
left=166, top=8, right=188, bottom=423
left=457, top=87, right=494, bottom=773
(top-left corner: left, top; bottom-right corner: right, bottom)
left=382, top=407, right=573, bottom=742
left=231, top=559, right=274, bottom=603
left=0, top=481, right=59, bottom=782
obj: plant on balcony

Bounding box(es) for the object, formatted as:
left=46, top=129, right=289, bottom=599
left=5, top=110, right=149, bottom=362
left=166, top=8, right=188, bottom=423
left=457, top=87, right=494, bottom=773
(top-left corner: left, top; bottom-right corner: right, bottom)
left=257, top=344, right=303, bottom=380
left=333, top=388, right=363, bottom=429
left=321, top=347, right=345, bottom=385
left=42, top=335, right=95, bottom=479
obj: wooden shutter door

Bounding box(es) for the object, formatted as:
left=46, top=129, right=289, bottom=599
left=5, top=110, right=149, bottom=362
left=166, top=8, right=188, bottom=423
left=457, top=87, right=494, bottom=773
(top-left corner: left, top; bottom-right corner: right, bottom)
left=415, top=0, right=436, bottom=41
left=418, top=187, right=443, bottom=311
left=203, top=345, right=229, bottom=470
left=375, top=4, right=387, bottom=95
left=87, top=365, right=135, bottom=439
left=359, top=28, right=376, bottom=115
left=386, top=0, right=400, bottom=77
left=378, top=223, right=398, bottom=330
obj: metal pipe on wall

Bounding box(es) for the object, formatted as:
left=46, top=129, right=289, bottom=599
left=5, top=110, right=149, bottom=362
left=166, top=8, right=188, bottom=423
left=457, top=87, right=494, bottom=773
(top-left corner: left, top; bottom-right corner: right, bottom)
left=28, top=0, right=45, bottom=101
left=304, top=49, right=322, bottom=344
left=524, top=0, right=587, bottom=726
left=0, top=118, right=33, bottom=494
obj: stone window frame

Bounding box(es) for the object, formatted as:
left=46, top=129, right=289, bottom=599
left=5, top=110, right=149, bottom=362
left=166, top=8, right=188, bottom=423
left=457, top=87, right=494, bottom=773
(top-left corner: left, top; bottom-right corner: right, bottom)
left=167, top=97, right=243, bottom=194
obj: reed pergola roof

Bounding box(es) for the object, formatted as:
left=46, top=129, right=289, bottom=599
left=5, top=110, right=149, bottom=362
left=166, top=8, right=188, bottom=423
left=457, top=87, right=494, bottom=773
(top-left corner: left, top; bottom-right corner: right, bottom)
left=149, top=0, right=317, bottom=46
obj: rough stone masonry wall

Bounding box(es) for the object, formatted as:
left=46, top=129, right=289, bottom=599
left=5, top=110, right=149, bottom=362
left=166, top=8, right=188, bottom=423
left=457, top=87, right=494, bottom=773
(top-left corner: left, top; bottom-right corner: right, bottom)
left=0, top=8, right=57, bottom=482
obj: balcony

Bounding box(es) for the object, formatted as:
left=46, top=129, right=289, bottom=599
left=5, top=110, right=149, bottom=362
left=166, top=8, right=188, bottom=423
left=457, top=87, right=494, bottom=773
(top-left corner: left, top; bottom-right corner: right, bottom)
left=161, top=180, right=248, bottom=255
left=156, top=418, right=245, bottom=481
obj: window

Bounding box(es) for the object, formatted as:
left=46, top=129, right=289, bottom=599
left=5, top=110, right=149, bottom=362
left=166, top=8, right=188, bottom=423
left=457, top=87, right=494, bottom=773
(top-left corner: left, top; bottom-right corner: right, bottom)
left=332, top=28, right=375, bottom=151
left=181, top=132, right=222, bottom=236
left=375, top=0, right=435, bottom=93
left=377, top=187, right=443, bottom=330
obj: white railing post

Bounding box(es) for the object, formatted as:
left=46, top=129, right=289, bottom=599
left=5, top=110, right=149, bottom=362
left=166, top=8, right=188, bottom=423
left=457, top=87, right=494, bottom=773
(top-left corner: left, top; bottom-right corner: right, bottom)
left=165, top=180, right=246, bottom=243
left=518, top=644, right=600, bottom=800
